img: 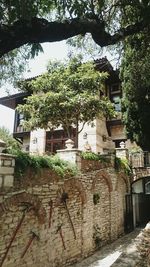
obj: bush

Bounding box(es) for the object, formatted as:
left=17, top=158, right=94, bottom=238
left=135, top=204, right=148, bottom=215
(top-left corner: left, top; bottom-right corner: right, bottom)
left=0, top=126, right=21, bottom=150
left=81, top=151, right=110, bottom=163
left=115, top=157, right=131, bottom=175
left=7, top=150, right=78, bottom=177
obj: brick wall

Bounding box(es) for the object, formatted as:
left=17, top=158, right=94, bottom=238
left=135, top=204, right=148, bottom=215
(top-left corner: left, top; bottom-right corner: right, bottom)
left=0, top=160, right=130, bottom=267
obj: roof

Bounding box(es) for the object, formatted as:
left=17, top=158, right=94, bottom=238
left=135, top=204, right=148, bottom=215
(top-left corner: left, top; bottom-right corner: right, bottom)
left=94, top=57, right=114, bottom=72
left=0, top=91, right=30, bottom=109
left=94, top=57, right=120, bottom=83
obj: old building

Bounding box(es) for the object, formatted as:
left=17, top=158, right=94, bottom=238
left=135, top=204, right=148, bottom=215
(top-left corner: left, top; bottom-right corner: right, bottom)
left=0, top=58, right=128, bottom=155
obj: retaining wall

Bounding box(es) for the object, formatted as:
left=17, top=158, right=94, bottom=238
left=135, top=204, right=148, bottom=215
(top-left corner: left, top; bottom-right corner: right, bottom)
left=0, top=159, right=130, bottom=267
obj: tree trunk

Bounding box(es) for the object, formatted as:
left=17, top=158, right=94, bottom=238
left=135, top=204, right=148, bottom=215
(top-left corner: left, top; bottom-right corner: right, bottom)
left=75, top=118, right=79, bottom=149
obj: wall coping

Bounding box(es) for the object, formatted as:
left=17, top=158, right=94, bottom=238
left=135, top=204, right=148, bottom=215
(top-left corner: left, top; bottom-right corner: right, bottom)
left=0, top=153, right=16, bottom=158
left=115, top=148, right=128, bottom=151
left=57, top=148, right=82, bottom=153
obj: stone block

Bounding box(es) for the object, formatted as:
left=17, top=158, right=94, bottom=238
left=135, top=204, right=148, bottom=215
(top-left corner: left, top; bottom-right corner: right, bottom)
left=57, top=149, right=81, bottom=165
left=116, top=148, right=129, bottom=160
left=0, top=167, right=14, bottom=174
left=4, top=160, right=12, bottom=167
left=0, top=159, right=4, bottom=166
left=4, top=175, right=14, bottom=187
left=12, top=159, right=15, bottom=167
left=0, top=175, right=3, bottom=187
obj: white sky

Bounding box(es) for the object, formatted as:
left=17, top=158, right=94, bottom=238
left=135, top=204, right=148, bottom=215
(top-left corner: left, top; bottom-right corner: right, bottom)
left=0, top=41, right=68, bottom=132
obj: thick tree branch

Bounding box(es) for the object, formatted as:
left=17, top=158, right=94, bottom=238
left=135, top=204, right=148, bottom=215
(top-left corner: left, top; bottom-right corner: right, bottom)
left=0, top=17, right=149, bottom=57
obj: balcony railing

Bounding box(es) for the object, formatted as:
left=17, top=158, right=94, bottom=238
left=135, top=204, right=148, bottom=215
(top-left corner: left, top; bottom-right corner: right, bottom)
left=15, top=125, right=24, bottom=133
left=14, top=125, right=30, bottom=133
left=129, top=151, right=150, bottom=168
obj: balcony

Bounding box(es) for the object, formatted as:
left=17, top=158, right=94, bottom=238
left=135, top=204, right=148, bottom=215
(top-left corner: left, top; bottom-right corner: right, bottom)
left=129, top=151, right=150, bottom=168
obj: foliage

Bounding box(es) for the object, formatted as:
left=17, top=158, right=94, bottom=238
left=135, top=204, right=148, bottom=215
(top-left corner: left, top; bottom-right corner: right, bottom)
left=7, top=149, right=78, bottom=178
left=17, top=57, right=115, bottom=140
left=121, top=38, right=150, bottom=151
left=115, top=157, right=131, bottom=175
left=66, top=34, right=104, bottom=61
left=81, top=151, right=110, bottom=163
left=128, top=146, right=142, bottom=154
left=1, top=1, right=150, bottom=84
left=0, top=48, right=29, bottom=87
left=0, top=126, right=21, bottom=150
left=120, top=3, right=150, bottom=151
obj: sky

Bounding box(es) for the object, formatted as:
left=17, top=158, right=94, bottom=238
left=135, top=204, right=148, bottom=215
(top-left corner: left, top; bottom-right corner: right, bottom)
left=0, top=41, right=69, bottom=132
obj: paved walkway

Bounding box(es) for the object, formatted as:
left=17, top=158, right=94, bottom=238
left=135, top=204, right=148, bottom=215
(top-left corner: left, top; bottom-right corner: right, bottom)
left=70, top=229, right=142, bottom=267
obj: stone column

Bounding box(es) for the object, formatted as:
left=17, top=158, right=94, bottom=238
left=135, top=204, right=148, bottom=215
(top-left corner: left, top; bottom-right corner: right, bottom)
left=0, top=140, right=15, bottom=189
left=57, top=139, right=81, bottom=167
left=115, top=141, right=129, bottom=160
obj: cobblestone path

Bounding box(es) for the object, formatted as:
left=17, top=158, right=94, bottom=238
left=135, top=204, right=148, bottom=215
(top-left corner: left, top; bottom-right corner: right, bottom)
left=70, top=228, right=141, bottom=267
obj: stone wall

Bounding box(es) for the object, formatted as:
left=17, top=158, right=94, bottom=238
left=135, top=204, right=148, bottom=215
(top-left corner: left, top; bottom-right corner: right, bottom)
left=132, top=167, right=150, bottom=181
left=0, top=160, right=130, bottom=267
left=136, top=222, right=150, bottom=267
left=0, top=153, right=15, bottom=190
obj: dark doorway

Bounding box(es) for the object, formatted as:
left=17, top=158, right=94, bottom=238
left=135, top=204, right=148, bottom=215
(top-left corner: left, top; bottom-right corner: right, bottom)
left=132, top=177, right=150, bottom=227
left=124, top=194, right=134, bottom=233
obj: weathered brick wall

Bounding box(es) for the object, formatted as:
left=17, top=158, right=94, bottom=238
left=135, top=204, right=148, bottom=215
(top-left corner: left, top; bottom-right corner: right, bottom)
left=0, top=160, right=130, bottom=267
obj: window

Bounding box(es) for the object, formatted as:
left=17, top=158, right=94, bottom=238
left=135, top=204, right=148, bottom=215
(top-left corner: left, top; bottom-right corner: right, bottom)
left=45, top=129, right=77, bottom=154
left=114, top=139, right=126, bottom=148
left=109, top=82, right=121, bottom=112
left=112, top=95, right=121, bottom=112
left=145, top=181, right=150, bottom=194
left=18, top=113, right=24, bottom=125
left=15, top=112, right=25, bottom=132
left=111, top=83, right=120, bottom=93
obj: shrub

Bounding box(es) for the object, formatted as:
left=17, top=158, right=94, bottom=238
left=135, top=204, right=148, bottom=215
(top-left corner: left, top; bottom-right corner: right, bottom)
left=7, top=149, right=78, bottom=177
left=115, top=157, right=131, bottom=175
left=0, top=126, right=21, bottom=150
left=81, top=151, right=110, bottom=163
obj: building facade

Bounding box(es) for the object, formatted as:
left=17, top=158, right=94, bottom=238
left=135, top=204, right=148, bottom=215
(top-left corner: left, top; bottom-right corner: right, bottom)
left=0, top=58, right=129, bottom=155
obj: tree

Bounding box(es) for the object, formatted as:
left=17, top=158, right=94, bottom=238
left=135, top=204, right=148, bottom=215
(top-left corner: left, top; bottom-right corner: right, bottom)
left=1, top=0, right=150, bottom=86
left=0, top=46, right=31, bottom=86
left=17, top=57, right=115, bottom=146
left=120, top=3, right=150, bottom=151
left=121, top=38, right=150, bottom=151
left=1, top=1, right=150, bottom=59
left=0, top=126, right=21, bottom=150
left=1, top=1, right=150, bottom=149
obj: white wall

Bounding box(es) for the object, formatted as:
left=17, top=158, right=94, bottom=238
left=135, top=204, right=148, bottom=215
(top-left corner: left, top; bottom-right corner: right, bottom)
left=78, top=121, right=97, bottom=152
left=30, top=129, right=46, bottom=155
left=78, top=118, right=115, bottom=154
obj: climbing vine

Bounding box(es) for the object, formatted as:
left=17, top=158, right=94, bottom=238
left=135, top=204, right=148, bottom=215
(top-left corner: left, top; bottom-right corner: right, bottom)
left=115, top=157, right=131, bottom=175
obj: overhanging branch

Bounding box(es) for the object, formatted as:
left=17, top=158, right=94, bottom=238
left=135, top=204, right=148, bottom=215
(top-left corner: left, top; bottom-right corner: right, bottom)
left=0, top=17, right=149, bottom=57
